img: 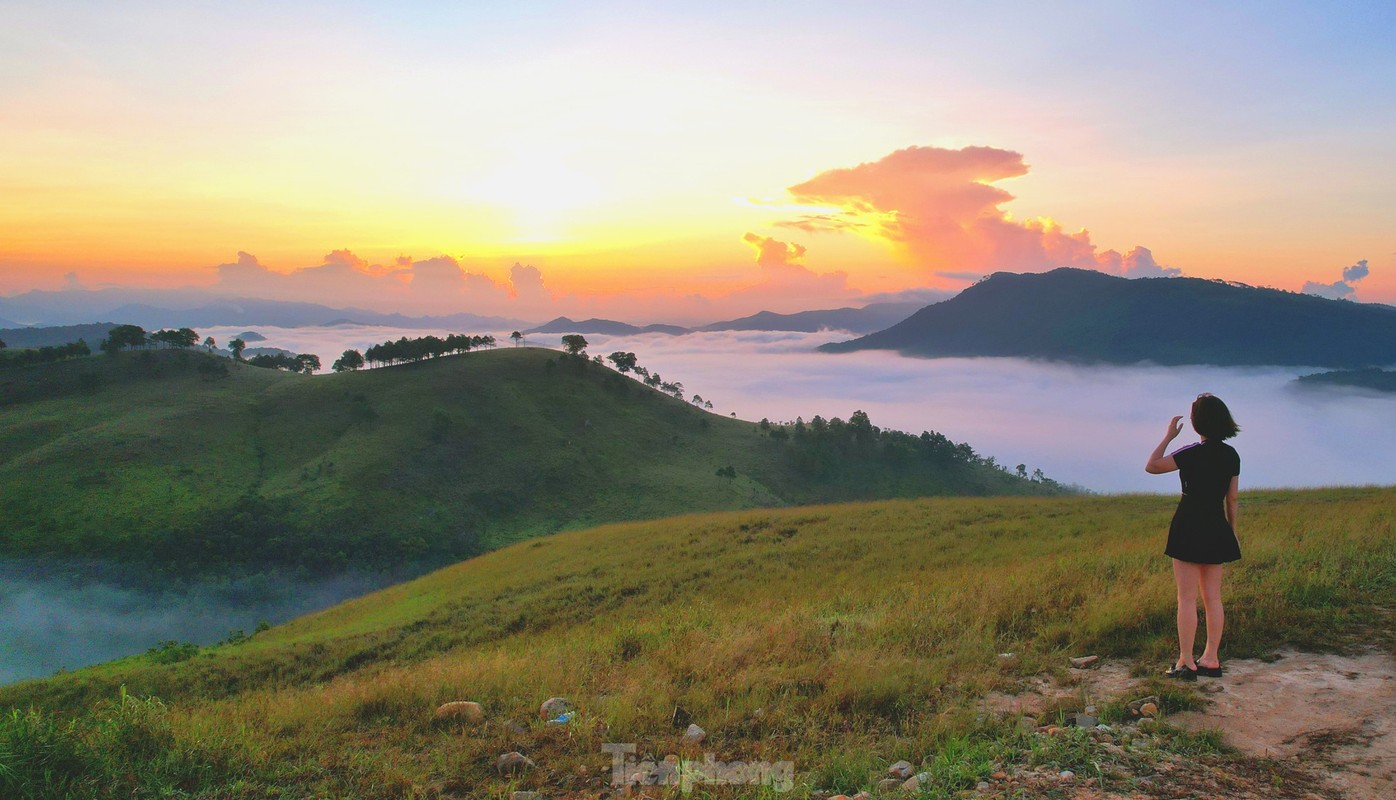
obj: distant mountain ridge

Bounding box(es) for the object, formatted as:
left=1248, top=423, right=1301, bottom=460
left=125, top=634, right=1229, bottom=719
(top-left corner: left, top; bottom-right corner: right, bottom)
left=0, top=288, right=526, bottom=330
left=523, top=317, right=690, bottom=336
left=702, top=301, right=923, bottom=334
left=821, top=268, right=1396, bottom=367
left=0, top=322, right=118, bottom=349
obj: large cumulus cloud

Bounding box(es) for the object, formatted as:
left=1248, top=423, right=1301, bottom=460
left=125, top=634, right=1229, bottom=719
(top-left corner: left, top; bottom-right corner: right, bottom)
left=779, top=145, right=1179, bottom=279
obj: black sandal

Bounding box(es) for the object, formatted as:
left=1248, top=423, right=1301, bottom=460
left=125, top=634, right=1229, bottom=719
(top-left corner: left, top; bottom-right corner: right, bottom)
left=1195, top=664, right=1223, bottom=677
left=1164, top=664, right=1197, bottom=681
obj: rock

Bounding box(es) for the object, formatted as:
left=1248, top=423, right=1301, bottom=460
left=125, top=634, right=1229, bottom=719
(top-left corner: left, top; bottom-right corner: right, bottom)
left=433, top=700, right=484, bottom=723
left=976, top=781, right=990, bottom=791
left=990, top=771, right=1008, bottom=780
left=852, top=792, right=872, bottom=800
left=878, top=778, right=903, bottom=791
left=1084, top=704, right=1097, bottom=714
left=539, top=697, right=572, bottom=720
left=888, top=760, right=915, bottom=779
left=511, top=793, right=542, bottom=800
left=1072, top=713, right=1098, bottom=728
left=683, top=723, right=706, bottom=743
left=1139, top=702, right=1159, bottom=717
left=828, top=796, right=851, bottom=800
left=1095, top=723, right=1112, bottom=732
left=496, top=752, right=536, bottom=775
left=1069, top=655, right=1099, bottom=669
left=997, top=652, right=1015, bottom=659
left=1059, top=770, right=1075, bottom=779
left=900, top=772, right=931, bottom=792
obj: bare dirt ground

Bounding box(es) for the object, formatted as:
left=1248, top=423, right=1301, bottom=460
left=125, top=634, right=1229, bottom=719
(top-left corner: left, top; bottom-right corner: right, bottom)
left=1170, top=650, right=1396, bottom=800
left=975, top=650, right=1395, bottom=799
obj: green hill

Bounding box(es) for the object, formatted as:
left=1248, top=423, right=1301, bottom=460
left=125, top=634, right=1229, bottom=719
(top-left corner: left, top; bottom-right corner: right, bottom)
left=820, top=268, right=1396, bottom=367
left=1294, top=367, right=1396, bottom=393
left=0, top=347, right=1048, bottom=572
left=2, top=488, right=1391, bottom=798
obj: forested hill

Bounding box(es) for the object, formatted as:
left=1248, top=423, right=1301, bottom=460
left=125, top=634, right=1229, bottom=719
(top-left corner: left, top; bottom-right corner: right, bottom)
left=0, top=348, right=1055, bottom=573
left=820, top=268, right=1396, bottom=367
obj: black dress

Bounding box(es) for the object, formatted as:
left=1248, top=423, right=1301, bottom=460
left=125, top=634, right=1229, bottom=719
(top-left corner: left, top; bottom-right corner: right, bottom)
left=1165, top=439, right=1241, bottom=564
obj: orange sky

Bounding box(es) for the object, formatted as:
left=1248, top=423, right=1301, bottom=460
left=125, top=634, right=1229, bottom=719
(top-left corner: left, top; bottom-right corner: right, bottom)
left=2, top=3, right=1392, bottom=319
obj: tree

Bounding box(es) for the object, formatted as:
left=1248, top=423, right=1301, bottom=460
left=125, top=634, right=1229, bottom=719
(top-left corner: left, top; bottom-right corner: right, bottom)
left=332, top=349, right=365, bottom=372
left=561, top=334, right=588, bottom=356
left=510, top=331, right=523, bottom=347
left=100, top=324, right=147, bottom=355
left=203, top=336, right=216, bottom=352
left=294, top=353, right=321, bottom=375
left=607, top=351, right=638, bottom=373
left=229, top=338, right=247, bottom=361
left=0, top=338, right=6, bottom=349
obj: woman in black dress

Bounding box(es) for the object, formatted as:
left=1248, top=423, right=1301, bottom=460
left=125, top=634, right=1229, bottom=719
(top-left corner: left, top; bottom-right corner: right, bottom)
left=1145, top=393, right=1241, bottom=680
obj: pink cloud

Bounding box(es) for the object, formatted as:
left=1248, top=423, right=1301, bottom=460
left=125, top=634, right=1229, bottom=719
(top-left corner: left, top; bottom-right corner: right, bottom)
left=783, top=144, right=1178, bottom=278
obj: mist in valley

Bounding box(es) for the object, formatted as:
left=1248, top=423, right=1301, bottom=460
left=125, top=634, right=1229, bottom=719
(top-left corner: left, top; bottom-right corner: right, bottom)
left=223, top=324, right=1396, bottom=494
left=0, top=561, right=397, bottom=684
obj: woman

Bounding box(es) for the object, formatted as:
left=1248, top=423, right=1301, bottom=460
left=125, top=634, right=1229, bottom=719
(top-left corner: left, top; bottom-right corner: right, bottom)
left=1145, top=393, right=1241, bottom=680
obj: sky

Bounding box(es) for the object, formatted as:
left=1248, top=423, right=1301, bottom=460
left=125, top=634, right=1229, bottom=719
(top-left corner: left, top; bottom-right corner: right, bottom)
left=2, top=1, right=1394, bottom=321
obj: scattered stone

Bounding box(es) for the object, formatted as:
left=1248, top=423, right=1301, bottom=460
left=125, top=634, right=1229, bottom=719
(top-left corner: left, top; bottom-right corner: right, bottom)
left=433, top=700, right=484, bottom=723
left=496, top=752, right=536, bottom=775
left=899, top=773, right=931, bottom=792
left=683, top=723, right=706, bottom=743
left=888, top=760, right=915, bottom=779
left=539, top=697, right=572, bottom=720
left=1069, top=655, right=1099, bottom=669
left=1059, top=770, right=1075, bottom=780
left=1084, top=704, right=1097, bottom=714
left=511, top=793, right=542, bottom=800
left=1139, top=702, right=1159, bottom=717
left=1072, top=713, right=1098, bottom=728
left=990, top=771, right=1008, bottom=780
left=852, top=792, right=872, bottom=800
left=1045, top=725, right=1062, bottom=735
left=878, top=778, right=903, bottom=791
left=1095, top=723, right=1112, bottom=732
left=828, top=795, right=851, bottom=800
left=976, top=781, right=990, bottom=791
left=997, top=652, right=1015, bottom=659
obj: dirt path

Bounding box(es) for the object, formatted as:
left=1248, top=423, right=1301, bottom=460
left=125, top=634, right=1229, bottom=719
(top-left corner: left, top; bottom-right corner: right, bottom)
left=1170, top=650, right=1395, bottom=800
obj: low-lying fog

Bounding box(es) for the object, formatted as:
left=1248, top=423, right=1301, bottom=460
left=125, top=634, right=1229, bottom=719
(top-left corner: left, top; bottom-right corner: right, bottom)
left=0, top=562, right=395, bottom=684
left=211, top=325, right=1396, bottom=494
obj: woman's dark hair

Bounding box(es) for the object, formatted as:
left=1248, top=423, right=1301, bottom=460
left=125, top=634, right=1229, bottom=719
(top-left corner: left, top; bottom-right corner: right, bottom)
left=1191, top=394, right=1240, bottom=440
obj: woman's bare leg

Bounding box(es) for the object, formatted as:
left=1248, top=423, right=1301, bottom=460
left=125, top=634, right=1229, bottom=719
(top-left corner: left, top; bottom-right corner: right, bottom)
left=1171, top=559, right=1200, bottom=669
left=1198, top=564, right=1225, bottom=669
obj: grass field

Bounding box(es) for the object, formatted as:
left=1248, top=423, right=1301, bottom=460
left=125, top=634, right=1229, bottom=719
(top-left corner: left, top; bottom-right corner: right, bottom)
left=2, top=486, right=1391, bottom=798
left=0, top=348, right=1049, bottom=573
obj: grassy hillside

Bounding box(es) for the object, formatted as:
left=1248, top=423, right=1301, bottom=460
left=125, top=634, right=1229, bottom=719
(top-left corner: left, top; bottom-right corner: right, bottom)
left=2, top=488, right=1391, bottom=798
left=0, top=347, right=1046, bottom=572
left=821, top=267, right=1396, bottom=367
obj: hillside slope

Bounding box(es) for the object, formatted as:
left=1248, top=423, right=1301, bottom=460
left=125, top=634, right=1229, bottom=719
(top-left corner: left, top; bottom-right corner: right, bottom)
left=3, top=488, right=1391, bottom=798
left=821, top=268, right=1396, bottom=367
left=0, top=348, right=1045, bottom=571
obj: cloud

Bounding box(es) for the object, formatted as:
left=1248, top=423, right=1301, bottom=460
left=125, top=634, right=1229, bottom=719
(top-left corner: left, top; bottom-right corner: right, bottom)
left=743, top=232, right=807, bottom=268
left=781, top=144, right=1176, bottom=279
left=1303, top=259, right=1370, bottom=300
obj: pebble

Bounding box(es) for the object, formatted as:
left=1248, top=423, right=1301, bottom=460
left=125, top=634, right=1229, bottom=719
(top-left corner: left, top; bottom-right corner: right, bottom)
left=1139, top=702, right=1159, bottom=717
left=683, top=723, right=706, bottom=743
left=852, top=793, right=872, bottom=800
left=539, top=697, right=572, bottom=720
left=976, top=781, right=990, bottom=791
left=1072, top=713, right=1098, bottom=728
left=888, top=760, right=914, bottom=779
left=878, top=778, right=903, bottom=791
left=433, top=701, right=484, bottom=723
left=1069, top=655, right=1099, bottom=668
left=496, top=752, right=536, bottom=775
left=899, top=772, right=931, bottom=792
left=510, top=793, right=542, bottom=800
left=1059, top=770, right=1075, bottom=780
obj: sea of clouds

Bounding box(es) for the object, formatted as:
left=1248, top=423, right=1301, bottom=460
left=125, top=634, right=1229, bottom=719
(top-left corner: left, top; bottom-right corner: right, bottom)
left=209, top=325, right=1396, bottom=495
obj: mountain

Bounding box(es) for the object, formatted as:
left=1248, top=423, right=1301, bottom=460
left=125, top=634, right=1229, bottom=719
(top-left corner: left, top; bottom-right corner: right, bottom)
left=0, top=288, right=527, bottom=330
left=820, top=268, right=1396, bottom=367
left=703, top=301, right=923, bottom=334
left=2, top=485, right=1390, bottom=796
left=0, top=316, right=17, bottom=329
left=0, top=347, right=1049, bottom=573
left=523, top=316, right=689, bottom=336
left=1294, top=368, right=1396, bottom=393
left=0, top=322, right=117, bottom=349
